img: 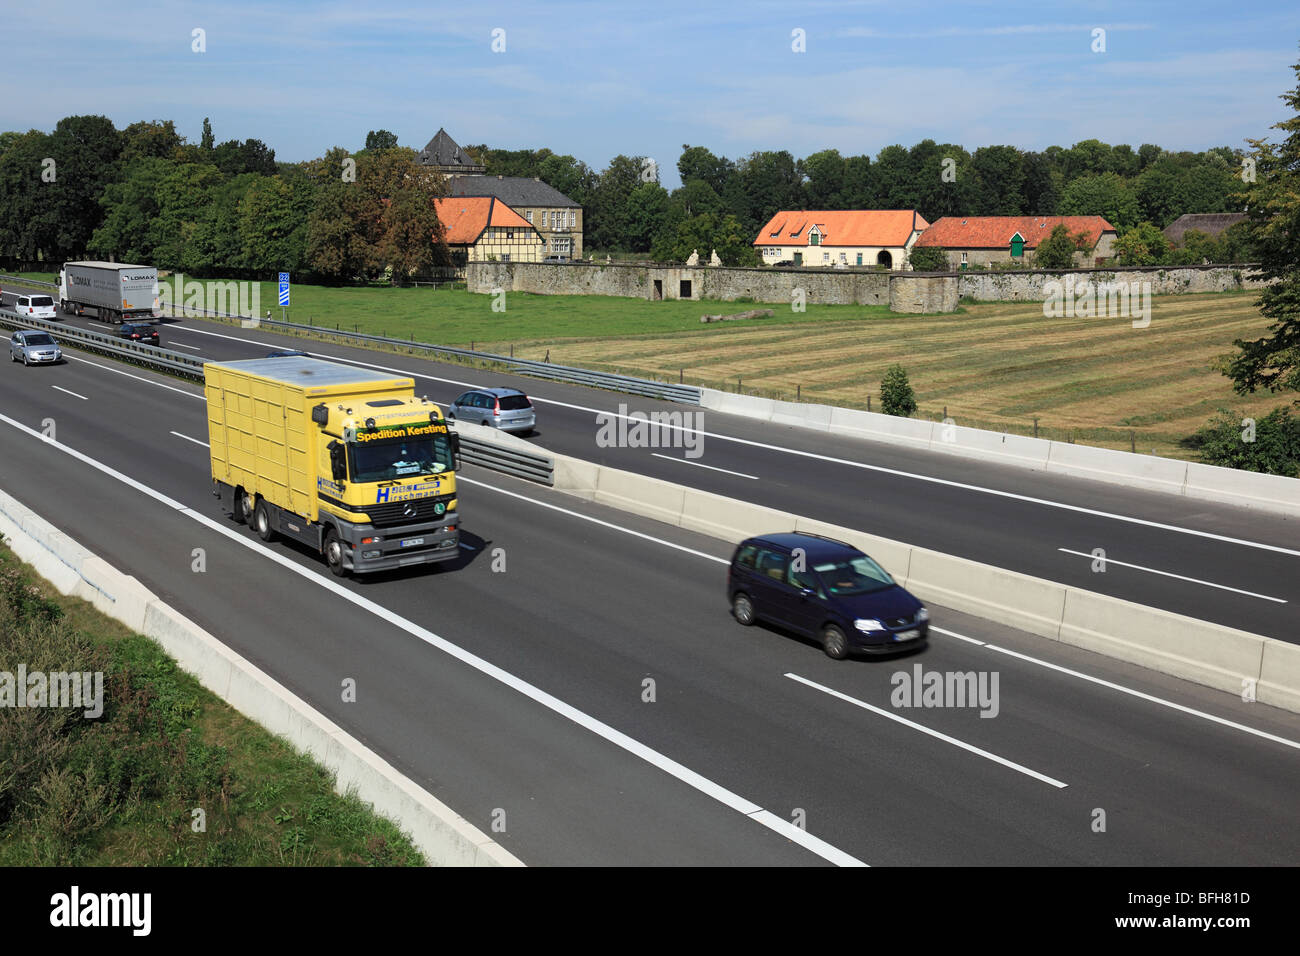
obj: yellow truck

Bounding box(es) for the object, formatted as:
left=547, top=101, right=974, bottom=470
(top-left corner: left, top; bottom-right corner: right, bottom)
left=205, top=356, right=461, bottom=575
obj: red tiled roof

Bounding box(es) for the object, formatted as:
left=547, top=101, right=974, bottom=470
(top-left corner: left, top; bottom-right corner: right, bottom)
left=433, top=196, right=534, bottom=244
left=914, top=216, right=1115, bottom=250
left=754, top=209, right=929, bottom=247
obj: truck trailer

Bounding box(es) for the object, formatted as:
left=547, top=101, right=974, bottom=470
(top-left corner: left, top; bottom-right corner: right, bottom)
left=205, top=357, right=462, bottom=575
left=59, top=261, right=157, bottom=323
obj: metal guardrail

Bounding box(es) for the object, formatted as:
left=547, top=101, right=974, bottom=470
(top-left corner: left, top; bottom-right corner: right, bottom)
left=0, top=309, right=205, bottom=381
left=247, top=317, right=703, bottom=405
left=0, top=274, right=58, bottom=289
left=0, top=307, right=556, bottom=487
left=454, top=432, right=554, bottom=486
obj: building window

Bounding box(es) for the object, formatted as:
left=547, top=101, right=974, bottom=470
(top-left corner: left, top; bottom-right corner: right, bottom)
left=501, top=253, right=511, bottom=263
left=960, top=252, right=968, bottom=263
left=569, top=210, right=576, bottom=228
left=525, top=211, right=533, bottom=224
left=823, top=252, right=829, bottom=262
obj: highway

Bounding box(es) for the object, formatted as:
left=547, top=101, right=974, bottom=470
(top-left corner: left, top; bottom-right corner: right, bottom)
left=4, top=281, right=1294, bottom=643
left=0, top=337, right=1297, bottom=864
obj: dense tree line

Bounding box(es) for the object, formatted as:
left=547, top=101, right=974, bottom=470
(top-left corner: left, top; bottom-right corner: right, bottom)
left=0, top=118, right=446, bottom=281
left=0, top=116, right=1250, bottom=275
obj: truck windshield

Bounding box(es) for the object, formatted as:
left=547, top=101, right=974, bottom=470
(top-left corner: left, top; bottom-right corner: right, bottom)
left=348, top=435, right=454, bottom=482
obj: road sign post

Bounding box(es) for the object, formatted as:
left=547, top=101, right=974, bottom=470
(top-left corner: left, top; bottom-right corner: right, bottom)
left=278, top=272, right=290, bottom=322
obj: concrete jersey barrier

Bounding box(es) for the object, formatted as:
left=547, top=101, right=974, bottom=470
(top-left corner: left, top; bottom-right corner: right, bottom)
left=699, top=388, right=1300, bottom=517
left=0, top=488, right=522, bottom=867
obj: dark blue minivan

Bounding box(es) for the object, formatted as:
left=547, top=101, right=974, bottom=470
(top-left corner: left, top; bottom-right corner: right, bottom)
left=728, top=532, right=928, bottom=659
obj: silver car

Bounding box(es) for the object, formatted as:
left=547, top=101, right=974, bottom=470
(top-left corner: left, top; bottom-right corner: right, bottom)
left=9, top=330, right=63, bottom=365
left=449, top=387, right=536, bottom=434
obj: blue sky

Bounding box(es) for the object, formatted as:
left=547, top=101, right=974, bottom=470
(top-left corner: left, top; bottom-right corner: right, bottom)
left=4, top=0, right=1298, bottom=187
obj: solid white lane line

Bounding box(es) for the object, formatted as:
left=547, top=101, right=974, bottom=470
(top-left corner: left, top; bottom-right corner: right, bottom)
left=51, top=385, right=88, bottom=401
left=88, top=321, right=113, bottom=329
left=929, top=625, right=1300, bottom=752
left=167, top=321, right=1300, bottom=559
left=0, top=413, right=865, bottom=867
left=63, top=354, right=204, bottom=400
left=651, top=453, right=759, bottom=479
left=1057, top=548, right=1288, bottom=603
left=786, top=673, right=1069, bottom=789
left=171, top=342, right=203, bottom=350
left=170, top=431, right=209, bottom=448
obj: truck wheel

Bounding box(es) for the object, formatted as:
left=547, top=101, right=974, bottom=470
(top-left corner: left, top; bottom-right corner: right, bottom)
left=323, top=530, right=347, bottom=577
left=234, top=489, right=253, bottom=525
left=254, top=500, right=275, bottom=541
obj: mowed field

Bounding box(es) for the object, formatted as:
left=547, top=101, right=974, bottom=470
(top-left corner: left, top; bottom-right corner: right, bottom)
left=488, top=291, right=1282, bottom=459
left=10, top=272, right=1280, bottom=457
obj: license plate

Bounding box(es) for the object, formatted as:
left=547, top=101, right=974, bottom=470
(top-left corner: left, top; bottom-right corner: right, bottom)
left=399, top=537, right=425, bottom=548
left=895, top=629, right=921, bottom=640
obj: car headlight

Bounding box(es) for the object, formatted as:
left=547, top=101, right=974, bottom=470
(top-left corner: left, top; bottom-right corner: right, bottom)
left=854, top=618, right=885, bottom=632
left=916, top=607, right=929, bottom=622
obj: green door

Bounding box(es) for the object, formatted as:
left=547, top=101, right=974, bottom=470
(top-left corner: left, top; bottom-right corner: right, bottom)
left=1010, top=234, right=1024, bottom=258
left=793, top=251, right=802, bottom=266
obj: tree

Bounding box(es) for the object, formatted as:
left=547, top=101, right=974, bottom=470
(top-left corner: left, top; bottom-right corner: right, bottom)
left=969, top=145, right=1025, bottom=215
left=46, top=114, right=122, bottom=258
left=730, top=150, right=800, bottom=236
left=880, top=365, right=917, bottom=417
left=907, top=245, right=948, bottom=272
left=364, top=129, right=398, bottom=151
left=212, top=138, right=276, bottom=176
left=121, top=120, right=182, bottom=161
left=800, top=148, right=846, bottom=208
left=587, top=154, right=647, bottom=251
left=0, top=129, right=55, bottom=259
left=537, top=153, right=596, bottom=207
left=201, top=117, right=214, bottom=151
left=1188, top=407, right=1300, bottom=476
left=1224, top=53, right=1300, bottom=396
left=651, top=212, right=758, bottom=265
left=1034, top=224, right=1091, bottom=269
left=1058, top=172, right=1140, bottom=233
left=677, top=145, right=734, bottom=196
left=1113, top=221, right=1170, bottom=266
left=1021, top=151, right=1061, bottom=215
left=623, top=182, right=670, bottom=253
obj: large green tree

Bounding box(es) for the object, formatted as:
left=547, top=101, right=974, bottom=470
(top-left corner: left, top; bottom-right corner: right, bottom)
left=1224, top=54, right=1300, bottom=396
left=1058, top=172, right=1140, bottom=233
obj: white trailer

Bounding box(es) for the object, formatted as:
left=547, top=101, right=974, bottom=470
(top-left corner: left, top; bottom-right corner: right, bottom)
left=59, top=261, right=158, bottom=323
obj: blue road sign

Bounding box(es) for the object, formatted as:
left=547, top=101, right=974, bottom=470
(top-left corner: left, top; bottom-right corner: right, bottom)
left=278, top=272, right=290, bottom=307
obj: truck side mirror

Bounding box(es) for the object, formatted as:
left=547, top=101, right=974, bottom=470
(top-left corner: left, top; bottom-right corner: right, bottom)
left=328, top=441, right=347, bottom=482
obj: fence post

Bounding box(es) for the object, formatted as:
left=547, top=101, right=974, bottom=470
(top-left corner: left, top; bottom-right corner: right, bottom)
left=1033, top=417, right=1039, bottom=439
left=867, top=395, right=872, bottom=413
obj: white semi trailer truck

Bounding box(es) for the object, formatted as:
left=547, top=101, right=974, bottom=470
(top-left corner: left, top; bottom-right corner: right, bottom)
left=58, top=261, right=158, bottom=323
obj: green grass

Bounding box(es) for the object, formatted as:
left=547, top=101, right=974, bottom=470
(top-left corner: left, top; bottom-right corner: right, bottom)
left=0, top=539, right=424, bottom=866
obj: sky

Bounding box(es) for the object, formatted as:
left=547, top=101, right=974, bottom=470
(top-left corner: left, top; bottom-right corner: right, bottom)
left=3, top=0, right=1298, bottom=188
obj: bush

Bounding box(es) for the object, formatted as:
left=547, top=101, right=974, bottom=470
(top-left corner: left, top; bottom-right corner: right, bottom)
left=907, top=246, right=948, bottom=272
left=880, top=364, right=917, bottom=417
left=1186, top=406, right=1300, bottom=476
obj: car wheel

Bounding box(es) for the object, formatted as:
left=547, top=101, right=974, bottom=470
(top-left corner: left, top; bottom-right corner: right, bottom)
left=446, top=410, right=456, bottom=421
left=22, top=354, right=29, bottom=367
left=732, top=592, right=756, bottom=626
left=323, top=529, right=347, bottom=577
left=254, top=499, right=275, bottom=541
left=822, top=624, right=849, bottom=660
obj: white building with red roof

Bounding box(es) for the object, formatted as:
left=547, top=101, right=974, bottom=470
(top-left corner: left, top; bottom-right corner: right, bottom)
left=912, top=216, right=1117, bottom=270
left=754, top=209, right=930, bottom=270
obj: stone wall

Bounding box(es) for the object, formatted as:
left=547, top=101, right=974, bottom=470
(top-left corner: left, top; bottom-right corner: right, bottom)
left=467, top=261, right=1265, bottom=314
left=957, top=264, right=1265, bottom=301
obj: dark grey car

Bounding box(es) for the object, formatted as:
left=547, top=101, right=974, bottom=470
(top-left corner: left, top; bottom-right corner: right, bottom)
left=448, top=387, right=536, bottom=435
left=9, top=330, right=62, bottom=365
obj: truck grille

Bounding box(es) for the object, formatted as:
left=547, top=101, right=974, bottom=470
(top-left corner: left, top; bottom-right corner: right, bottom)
left=365, top=495, right=455, bottom=527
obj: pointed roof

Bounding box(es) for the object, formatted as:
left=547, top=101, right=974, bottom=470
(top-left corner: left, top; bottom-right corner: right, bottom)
left=754, top=210, right=929, bottom=247
left=433, top=196, right=538, bottom=245
left=418, top=128, right=486, bottom=173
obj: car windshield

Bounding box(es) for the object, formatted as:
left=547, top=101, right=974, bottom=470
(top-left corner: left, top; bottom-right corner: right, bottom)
left=348, top=435, right=454, bottom=482
left=814, top=555, right=895, bottom=596
left=24, top=334, right=54, bottom=346
left=31, top=296, right=53, bottom=307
